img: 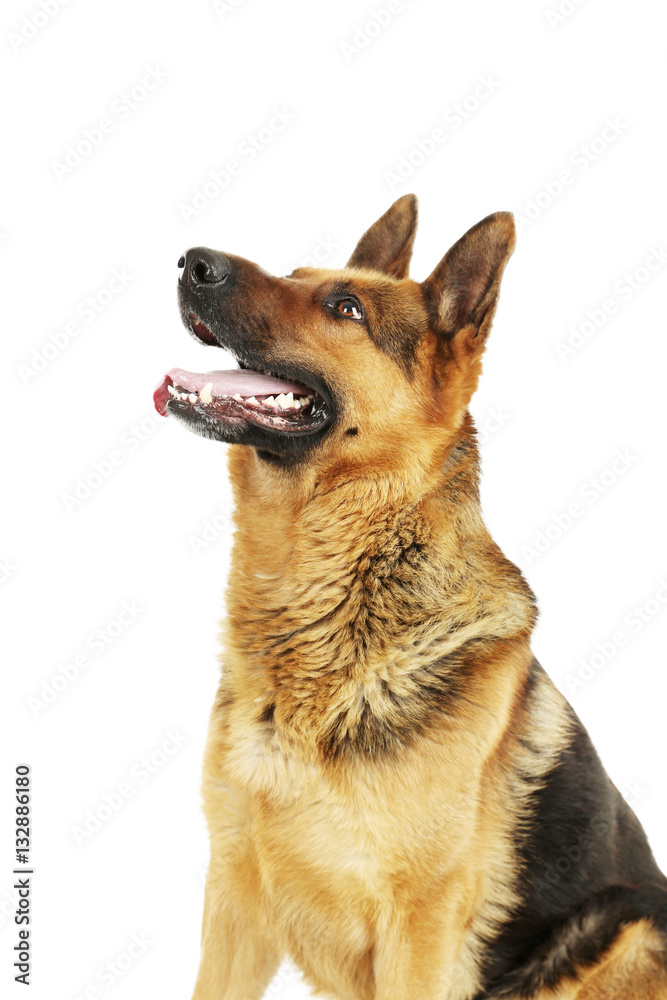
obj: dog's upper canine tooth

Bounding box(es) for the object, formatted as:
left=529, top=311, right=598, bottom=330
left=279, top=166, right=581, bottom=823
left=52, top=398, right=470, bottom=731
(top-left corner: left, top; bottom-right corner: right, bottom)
left=200, top=382, right=213, bottom=405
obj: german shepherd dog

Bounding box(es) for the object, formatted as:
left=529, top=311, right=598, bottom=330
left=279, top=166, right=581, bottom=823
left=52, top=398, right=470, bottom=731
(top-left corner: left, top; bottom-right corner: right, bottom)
left=154, top=196, right=667, bottom=999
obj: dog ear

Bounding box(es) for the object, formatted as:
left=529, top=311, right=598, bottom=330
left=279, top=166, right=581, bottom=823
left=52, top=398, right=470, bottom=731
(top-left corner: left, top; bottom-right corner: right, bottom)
left=346, top=194, right=418, bottom=278
left=421, top=212, right=516, bottom=343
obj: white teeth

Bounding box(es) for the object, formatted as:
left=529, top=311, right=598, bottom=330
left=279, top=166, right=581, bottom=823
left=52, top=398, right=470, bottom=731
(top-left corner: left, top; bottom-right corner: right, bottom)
left=167, top=382, right=315, bottom=415
left=253, top=390, right=311, bottom=412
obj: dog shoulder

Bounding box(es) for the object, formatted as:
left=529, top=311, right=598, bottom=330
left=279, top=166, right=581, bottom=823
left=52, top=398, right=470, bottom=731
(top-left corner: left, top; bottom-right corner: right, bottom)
left=479, top=659, right=667, bottom=996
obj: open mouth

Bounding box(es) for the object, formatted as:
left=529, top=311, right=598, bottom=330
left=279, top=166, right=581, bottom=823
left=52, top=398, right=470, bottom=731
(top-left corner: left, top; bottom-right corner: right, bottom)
left=153, top=315, right=332, bottom=436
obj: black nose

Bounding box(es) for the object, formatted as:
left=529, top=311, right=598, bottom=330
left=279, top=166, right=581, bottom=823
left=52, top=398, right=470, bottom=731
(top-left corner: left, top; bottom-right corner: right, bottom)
left=178, top=247, right=231, bottom=287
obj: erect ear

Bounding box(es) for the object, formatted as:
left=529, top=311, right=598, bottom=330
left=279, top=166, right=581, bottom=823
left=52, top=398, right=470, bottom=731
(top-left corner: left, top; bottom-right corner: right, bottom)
left=346, top=194, right=418, bottom=279
left=421, top=212, right=516, bottom=342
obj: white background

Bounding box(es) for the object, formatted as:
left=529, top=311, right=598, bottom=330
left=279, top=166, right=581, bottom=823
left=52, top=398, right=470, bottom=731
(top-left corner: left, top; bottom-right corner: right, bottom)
left=2, top=1, right=666, bottom=998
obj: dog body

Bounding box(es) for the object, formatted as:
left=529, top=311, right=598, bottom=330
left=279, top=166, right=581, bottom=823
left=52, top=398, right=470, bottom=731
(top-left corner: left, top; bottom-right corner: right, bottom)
left=154, top=196, right=667, bottom=998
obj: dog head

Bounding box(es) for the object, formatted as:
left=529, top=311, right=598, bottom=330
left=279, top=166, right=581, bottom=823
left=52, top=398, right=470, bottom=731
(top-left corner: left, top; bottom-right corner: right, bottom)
left=154, top=195, right=515, bottom=487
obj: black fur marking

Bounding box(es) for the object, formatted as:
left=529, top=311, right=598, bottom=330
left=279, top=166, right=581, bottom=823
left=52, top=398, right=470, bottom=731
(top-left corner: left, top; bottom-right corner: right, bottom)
left=346, top=427, right=359, bottom=436
left=365, top=296, right=421, bottom=376
left=323, top=699, right=406, bottom=758
left=320, top=636, right=493, bottom=761
left=259, top=703, right=275, bottom=724
left=477, top=886, right=667, bottom=998
left=478, top=659, right=667, bottom=996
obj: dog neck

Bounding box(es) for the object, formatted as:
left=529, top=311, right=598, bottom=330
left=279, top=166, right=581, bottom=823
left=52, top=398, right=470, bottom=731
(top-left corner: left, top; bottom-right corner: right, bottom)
left=222, top=414, right=537, bottom=757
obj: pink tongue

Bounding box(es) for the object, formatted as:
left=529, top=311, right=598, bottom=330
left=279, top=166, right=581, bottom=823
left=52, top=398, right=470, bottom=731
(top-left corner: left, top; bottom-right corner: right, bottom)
left=170, top=367, right=310, bottom=396
left=153, top=368, right=312, bottom=417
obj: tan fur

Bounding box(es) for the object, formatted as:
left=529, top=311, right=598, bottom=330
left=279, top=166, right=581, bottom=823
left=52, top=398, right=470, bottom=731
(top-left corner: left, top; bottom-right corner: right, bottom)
left=183, top=200, right=666, bottom=999
left=196, top=640, right=574, bottom=1000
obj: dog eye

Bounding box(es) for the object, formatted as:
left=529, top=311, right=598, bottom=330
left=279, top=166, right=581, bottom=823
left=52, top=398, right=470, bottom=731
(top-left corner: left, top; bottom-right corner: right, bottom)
left=335, top=298, right=363, bottom=320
